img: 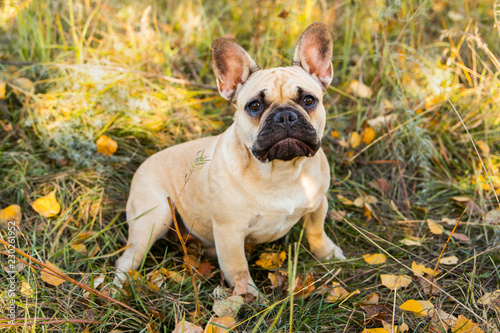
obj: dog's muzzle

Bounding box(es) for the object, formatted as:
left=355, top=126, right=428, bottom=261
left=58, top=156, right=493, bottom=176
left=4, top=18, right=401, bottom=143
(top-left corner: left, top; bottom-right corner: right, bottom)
left=251, top=107, right=320, bottom=162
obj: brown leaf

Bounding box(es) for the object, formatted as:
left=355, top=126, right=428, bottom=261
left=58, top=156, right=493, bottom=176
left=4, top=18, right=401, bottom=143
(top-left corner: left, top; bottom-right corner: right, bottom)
left=361, top=304, right=392, bottom=324
left=172, top=319, right=203, bottom=333
left=268, top=270, right=287, bottom=289
left=452, top=232, right=469, bottom=242
left=417, top=274, right=440, bottom=295
left=198, top=261, right=215, bottom=276
left=41, top=261, right=66, bottom=287
left=372, top=178, right=389, bottom=194
left=289, top=273, right=316, bottom=299
left=205, top=316, right=236, bottom=333
left=329, top=209, right=346, bottom=221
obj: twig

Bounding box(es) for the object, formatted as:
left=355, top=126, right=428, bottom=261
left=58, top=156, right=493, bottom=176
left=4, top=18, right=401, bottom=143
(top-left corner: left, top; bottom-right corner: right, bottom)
left=430, top=207, right=468, bottom=295
left=0, top=238, right=149, bottom=322
left=166, top=197, right=202, bottom=319
left=0, top=319, right=102, bottom=327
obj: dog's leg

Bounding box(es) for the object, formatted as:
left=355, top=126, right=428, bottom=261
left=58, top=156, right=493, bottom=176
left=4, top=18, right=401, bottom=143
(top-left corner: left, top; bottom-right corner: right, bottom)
left=303, top=196, right=346, bottom=260
left=212, top=221, right=259, bottom=297
left=115, top=194, right=172, bottom=284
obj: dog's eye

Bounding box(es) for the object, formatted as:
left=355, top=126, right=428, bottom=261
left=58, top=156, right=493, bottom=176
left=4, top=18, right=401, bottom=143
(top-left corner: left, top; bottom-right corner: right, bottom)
left=302, top=95, right=316, bottom=107
left=248, top=101, right=262, bottom=112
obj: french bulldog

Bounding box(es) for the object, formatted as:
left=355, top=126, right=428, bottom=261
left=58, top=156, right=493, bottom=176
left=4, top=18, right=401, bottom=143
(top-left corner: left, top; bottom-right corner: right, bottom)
left=115, top=22, right=345, bottom=297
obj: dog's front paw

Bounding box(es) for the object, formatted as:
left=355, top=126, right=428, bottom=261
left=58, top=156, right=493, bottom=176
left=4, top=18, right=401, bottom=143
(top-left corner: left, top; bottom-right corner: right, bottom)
left=312, top=236, right=346, bottom=261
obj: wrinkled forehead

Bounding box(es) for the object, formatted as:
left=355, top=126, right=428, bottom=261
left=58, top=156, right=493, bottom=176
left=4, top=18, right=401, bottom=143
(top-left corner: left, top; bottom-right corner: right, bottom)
left=236, top=67, right=324, bottom=105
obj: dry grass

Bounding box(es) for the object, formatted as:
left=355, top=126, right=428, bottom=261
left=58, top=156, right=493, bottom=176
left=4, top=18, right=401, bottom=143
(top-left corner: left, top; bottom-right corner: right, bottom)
left=0, top=0, right=499, bottom=331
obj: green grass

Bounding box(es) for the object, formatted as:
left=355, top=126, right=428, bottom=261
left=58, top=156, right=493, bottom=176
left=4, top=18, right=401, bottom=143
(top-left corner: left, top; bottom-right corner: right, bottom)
left=1, top=0, right=500, bottom=331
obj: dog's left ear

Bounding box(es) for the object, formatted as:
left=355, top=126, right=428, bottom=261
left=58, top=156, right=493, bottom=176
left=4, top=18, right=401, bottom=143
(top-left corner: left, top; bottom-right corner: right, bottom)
left=211, top=38, right=259, bottom=101
left=293, top=23, right=333, bottom=90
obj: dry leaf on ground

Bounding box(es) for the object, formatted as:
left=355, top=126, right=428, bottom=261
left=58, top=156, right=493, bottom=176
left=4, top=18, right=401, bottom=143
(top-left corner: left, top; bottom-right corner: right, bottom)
left=213, top=295, right=244, bottom=317
left=349, top=80, right=372, bottom=98
left=439, top=256, right=458, bottom=265
left=361, top=304, right=393, bottom=325
left=400, top=238, right=422, bottom=246
left=205, top=316, right=236, bottom=333
left=363, top=253, right=387, bottom=265
left=350, top=131, right=362, bottom=148
left=198, top=261, right=216, bottom=276
left=0, top=204, right=21, bottom=224
left=452, top=232, right=469, bottom=242
left=337, top=194, right=354, bottom=206
left=20, top=281, right=32, bottom=296
left=361, top=328, right=389, bottom=333
left=411, top=261, right=441, bottom=277
left=365, top=293, right=380, bottom=304
left=41, top=261, right=66, bottom=287
left=428, top=309, right=457, bottom=333
left=70, top=243, right=87, bottom=254
left=382, top=320, right=409, bottom=333
left=477, top=290, right=500, bottom=311
left=289, top=272, right=316, bottom=299
left=268, top=270, right=287, bottom=289
left=417, top=274, right=440, bottom=295
left=484, top=208, right=500, bottom=225
left=399, top=299, right=434, bottom=317
left=325, top=282, right=352, bottom=303
left=381, top=274, right=412, bottom=290
left=31, top=190, right=61, bottom=218
left=172, top=319, right=203, bottom=333
left=362, top=127, right=376, bottom=144
left=426, top=219, right=443, bottom=235
left=255, top=250, right=286, bottom=269
left=452, top=315, right=483, bottom=333
left=372, top=178, right=389, bottom=194
left=96, top=135, right=118, bottom=156
left=160, top=268, right=186, bottom=283
left=0, top=81, right=6, bottom=99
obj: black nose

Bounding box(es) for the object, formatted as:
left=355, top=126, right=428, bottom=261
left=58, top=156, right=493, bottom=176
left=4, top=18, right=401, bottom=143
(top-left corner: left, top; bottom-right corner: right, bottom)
left=273, top=110, right=298, bottom=127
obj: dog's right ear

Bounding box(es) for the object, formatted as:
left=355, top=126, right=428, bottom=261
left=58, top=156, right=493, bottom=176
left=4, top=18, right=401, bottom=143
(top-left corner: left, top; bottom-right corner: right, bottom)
left=211, top=38, right=259, bottom=102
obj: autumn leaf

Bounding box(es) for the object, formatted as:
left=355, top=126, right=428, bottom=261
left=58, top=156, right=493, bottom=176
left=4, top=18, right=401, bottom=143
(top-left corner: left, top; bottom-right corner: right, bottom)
left=372, top=178, right=389, bottom=194
left=41, top=261, right=66, bottom=287
left=411, top=261, right=441, bottom=277
left=0, top=81, right=6, bottom=99
left=160, top=268, right=185, bottom=283
left=365, top=293, right=380, bottom=304
left=255, top=250, right=286, bottom=269
left=439, top=256, right=458, bottom=265
left=205, top=316, right=236, bottom=333
left=0, top=204, right=22, bottom=224
left=172, top=319, right=203, bottom=333
left=12, top=77, right=34, bottom=95
left=20, top=281, right=32, bottom=296
left=232, top=271, right=249, bottom=296
left=325, top=281, right=359, bottom=303
left=399, top=299, right=434, bottom=317
left=484, top=208, right=500, bottom=225
left=382, top=320, right=409, bottom=333
left=96, top=135, right=118, bottom=156
left=349, top=80, right=372, bottom=98
left=363, top=253, right=387, bottom=265
left=331, top=130, right=340, bottom=138
left=31, top=190, right=61, bottom=217
left=350, top=131, right=362, bottom=148
left=289, top=272, right=316, bottom=299
left=452, top=315, right=483, bottom=333
left=70, top=243, right=87, bottom=254
left=213, top=295, right=244, bottom=317
left=362, top=127, right=376, bottom=144
left=268, top=270, right=287, bottom=289
left=426, top=219, right=443, bottom=235
left=380, top=274, right=412, bottom=290
left=452, top=232, right=469, bottom=242
left=361, top=328, right=388, bottom=333
left=337, top=194, right=354, bottom=206
left=477, top=289, right=500, bottom=311
left=198, top=261, right=216, bottom=276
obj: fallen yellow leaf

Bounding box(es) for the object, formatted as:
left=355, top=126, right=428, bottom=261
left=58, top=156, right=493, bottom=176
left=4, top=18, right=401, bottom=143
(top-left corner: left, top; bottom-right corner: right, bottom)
left=382, top=320, right=409, bottom=333
left=70, top=243, right=87, bottom=254
left=205, top=316, right=236, bottom=333
left=380, top=274, right=412, bottom=290
left=362, top=127, right=376, bottom=144
left=350, top=131, right=361, bottom=148
left=426, top=219, right=443, bottom=235
left=363, top=253, right=387, bottom=265
left=361, top=328, right=388, bottom=333
left=331, top=130, right=340, bottom=138
left=400, top=299, right=434, bottom=317
left=475, top=140, right=490, bottom=155
left=20, top=281, right=32, bottom=296
left=0, top=204, right=21, bottom=224
left=255, top=250, right=286, bottom=269
left=325, top=282, right=350, bottom=303
left=477, top=289, right=500, bottom=309
left=439, top=256, right=458, bottom=265
left=452, top=315, right=483, bottom=333
left=412, top=261, right=441, bottom=277
left=0, top=81, right=6, bottom=99
left=172, top=318, right=203, bottom=333
left=349, top=80, right=372, bottom=98
left=96, top=135, right=118, bottom=156
left=337, top=194, right=354, bottom=206
left=31, top=190, right=61, bottom=217
left=41, top=261, right=66, bottom=287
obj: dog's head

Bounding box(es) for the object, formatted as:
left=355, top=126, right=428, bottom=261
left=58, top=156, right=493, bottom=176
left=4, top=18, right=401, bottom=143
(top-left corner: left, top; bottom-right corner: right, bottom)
left=211, top=23, right=333, bottom=163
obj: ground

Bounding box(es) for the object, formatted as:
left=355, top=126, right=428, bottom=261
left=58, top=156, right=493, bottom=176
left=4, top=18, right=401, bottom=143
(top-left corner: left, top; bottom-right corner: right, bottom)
left=0, top=0, right=499, bottom=332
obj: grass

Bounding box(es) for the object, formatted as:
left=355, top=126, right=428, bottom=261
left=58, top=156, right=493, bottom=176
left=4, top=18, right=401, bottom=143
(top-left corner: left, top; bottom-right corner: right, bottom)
left=1, top=0, right=500, bottom=331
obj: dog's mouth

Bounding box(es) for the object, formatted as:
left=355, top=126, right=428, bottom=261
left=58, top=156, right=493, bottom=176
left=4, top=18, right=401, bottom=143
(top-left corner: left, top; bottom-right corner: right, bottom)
left=254, top=137, right=319, bottom=163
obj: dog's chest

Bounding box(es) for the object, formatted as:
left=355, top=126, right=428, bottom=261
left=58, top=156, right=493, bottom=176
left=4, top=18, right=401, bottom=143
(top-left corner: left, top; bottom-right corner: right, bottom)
left=245, top=188, right=317, bottom=244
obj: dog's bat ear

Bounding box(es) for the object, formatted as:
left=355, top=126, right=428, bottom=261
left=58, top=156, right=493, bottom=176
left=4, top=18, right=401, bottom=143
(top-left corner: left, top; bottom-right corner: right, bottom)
left=211, top=38, right=259, bottom=101
left=293, top=23, right=333, bottom=90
